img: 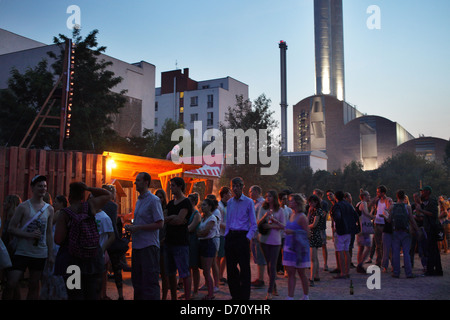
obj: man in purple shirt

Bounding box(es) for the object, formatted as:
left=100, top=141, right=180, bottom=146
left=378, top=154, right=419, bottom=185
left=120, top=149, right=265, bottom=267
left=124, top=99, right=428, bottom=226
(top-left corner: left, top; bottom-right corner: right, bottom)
left=224, top=177, right=257, bottom=300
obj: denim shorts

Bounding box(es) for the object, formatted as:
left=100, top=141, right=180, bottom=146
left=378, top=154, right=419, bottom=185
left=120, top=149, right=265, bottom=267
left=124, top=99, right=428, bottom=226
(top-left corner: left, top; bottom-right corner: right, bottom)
left=199, top=238, right=217, bottom=258
left=164, top=244, right=190, bottom=278
left=335, top=234, right=351, bottom=252
left=357, top=233, right=372, bottom=247
left=11, top=255, right=46, bottom=272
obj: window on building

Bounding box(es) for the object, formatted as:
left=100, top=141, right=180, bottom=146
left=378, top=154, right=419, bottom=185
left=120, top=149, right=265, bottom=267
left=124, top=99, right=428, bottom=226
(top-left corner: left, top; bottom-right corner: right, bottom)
left=207, top=94, right=214, bottom=108
left=155, top=118, right=158, bottom=127
left=415, top=140, right=436, bottom=161
left=190, top=113, right=198, bottom=123
left=207, top=112, right=214, bottom=126
left=155, top=101, right=158, bottom=112
left=190, top=96, right=198, bottom=107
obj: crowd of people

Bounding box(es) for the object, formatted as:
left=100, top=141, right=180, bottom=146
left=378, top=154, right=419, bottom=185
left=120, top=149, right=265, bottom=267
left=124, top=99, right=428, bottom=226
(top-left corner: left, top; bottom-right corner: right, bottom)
left=0, top=173, right=448, bottom=300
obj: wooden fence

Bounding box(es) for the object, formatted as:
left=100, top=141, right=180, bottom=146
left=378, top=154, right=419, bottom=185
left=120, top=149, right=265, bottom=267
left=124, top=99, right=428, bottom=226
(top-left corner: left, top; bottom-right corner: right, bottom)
left=0, top=147, right=105, bottom=224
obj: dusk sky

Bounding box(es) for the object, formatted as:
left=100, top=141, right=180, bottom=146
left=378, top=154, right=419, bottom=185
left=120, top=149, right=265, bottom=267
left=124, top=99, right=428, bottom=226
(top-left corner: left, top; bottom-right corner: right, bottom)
left=1, top=0, right=449, bottom=150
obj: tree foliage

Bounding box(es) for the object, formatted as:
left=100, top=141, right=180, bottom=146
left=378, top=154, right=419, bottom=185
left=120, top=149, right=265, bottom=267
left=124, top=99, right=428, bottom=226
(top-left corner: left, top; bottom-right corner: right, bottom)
left=279, top=152, right=450, bottom=202
left=218, top=94, right=287, bottom=191
left=0, top=60, right=56, bottom=147
left=49, top=28, right=126, bottom=151
left=0, top=29, right=126, bottom=151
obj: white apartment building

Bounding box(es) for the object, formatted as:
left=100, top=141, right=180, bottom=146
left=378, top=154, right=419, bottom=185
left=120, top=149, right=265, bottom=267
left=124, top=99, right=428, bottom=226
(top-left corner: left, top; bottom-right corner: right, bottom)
left=154, top=68, right=249, bottom=137
left=0, top=28, right=156, bottom=138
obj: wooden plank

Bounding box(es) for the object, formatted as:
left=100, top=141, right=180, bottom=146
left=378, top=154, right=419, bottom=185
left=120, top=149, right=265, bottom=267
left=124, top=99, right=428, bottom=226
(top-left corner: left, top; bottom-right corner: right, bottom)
left=28, top=149, right=37, bottom=197
left=56, top=151, right=65, bottom=196
left=85, top=153, right=93, bottom=187
left=17, top=148, right=27, bottom=200
left=95, top=154, right=103, bottom=187
left=74, top=152, right=83, bottom=182
left=39, top=149, right=47, bottom=176
left=8, top=147, right=18, bottom=197
left=65, top=151, right=73, bottom=193
left=48, top=151, right=56, bottom=198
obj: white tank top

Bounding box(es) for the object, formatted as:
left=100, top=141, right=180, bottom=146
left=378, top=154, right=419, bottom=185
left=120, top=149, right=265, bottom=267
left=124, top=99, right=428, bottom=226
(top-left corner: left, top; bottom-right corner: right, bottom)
left=375, top=200, right=386, bottom=225
left=15, top=200, right=50, bottom=258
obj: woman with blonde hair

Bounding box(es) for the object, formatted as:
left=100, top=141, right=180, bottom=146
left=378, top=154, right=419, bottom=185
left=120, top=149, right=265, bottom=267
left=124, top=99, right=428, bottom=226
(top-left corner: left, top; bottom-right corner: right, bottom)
left=257, top=190, right=286, bottom=299
left=355, top=189, right=374, bottom=273
left=283, top=193, right=310, bottom=300
left=1, top=195, right=22, bottom=248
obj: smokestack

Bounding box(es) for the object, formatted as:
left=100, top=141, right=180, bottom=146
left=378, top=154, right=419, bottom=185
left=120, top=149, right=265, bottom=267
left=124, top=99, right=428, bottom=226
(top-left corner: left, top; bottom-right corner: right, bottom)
left=279, top=40, right=288, bottom=153
left=314, top=0, right=345, bottom=101
left=330, top=0, right=345, bottom=101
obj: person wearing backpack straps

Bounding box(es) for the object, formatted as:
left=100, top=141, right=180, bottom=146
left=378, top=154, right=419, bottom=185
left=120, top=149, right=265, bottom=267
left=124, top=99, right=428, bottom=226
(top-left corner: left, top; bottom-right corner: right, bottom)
left=386, top=190, right=419, bottom=278
left=3, top=175, right=54, bottom=300
left=415, top=186, right=443, bottom=276
left=54, top=182, right=111, bottom=300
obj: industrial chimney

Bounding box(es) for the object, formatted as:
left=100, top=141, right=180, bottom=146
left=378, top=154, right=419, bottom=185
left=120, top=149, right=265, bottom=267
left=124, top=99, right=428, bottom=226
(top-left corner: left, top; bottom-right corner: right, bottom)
left=279, top=40, right=288, bottom=153
left=314, top=0, right=345, bottom=101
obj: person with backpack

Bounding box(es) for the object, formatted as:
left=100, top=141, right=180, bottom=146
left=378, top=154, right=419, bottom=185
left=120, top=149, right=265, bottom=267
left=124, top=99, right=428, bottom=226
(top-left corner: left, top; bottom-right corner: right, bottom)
left=386, top=190, right=419, bottom=278
left=54, top=182, right=111, bottom=300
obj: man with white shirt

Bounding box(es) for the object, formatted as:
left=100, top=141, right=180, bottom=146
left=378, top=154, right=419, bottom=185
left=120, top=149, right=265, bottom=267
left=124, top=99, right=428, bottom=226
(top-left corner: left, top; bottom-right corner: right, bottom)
left=370, top=185, right=392, bottom=267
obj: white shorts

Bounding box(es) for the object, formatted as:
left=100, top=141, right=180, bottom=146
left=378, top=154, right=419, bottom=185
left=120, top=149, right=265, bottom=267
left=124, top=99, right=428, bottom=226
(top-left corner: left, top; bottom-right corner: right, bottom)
left=335, top=234, right=351, bottom=252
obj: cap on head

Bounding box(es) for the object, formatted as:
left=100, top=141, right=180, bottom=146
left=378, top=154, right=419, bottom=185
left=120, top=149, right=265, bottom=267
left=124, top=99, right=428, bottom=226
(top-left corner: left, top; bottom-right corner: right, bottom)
left=31, top=175, right=46, bottom=187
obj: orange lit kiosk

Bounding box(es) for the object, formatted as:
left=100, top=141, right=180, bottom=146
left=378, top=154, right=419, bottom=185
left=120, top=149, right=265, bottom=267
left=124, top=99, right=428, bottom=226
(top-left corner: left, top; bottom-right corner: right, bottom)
left=102, top=151, right=223, bottom=219
left=102, top=151, right=223, bottom=258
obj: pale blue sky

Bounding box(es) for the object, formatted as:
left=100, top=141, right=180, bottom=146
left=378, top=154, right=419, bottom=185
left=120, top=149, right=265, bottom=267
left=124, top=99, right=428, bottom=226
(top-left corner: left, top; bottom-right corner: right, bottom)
left=1, top=0, right=449, bottom=149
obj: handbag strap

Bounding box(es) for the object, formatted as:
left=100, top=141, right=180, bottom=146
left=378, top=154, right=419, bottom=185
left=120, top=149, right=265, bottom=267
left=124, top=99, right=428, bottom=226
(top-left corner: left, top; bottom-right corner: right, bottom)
left=21, top=202, right=49, bottom=231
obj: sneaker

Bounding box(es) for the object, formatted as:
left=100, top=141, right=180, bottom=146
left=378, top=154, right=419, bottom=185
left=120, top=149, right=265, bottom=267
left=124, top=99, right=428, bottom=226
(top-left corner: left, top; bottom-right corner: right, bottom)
left=309, top=280, right=315, bottom=287
left=213, top=286, right=219, bottom=293
left=330, top=268, right=341, bottom=274
left=251, top=279, right=265, bottom=287
left=265, top=293, right=273, bottom=300
left=356, top=265, right=366, bottom=274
